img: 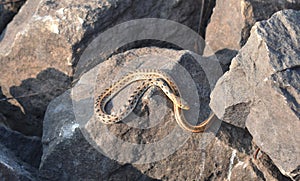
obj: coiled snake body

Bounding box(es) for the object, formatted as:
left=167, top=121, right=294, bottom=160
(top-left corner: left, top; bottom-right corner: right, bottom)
left=94, top=69, right=215, bottom=133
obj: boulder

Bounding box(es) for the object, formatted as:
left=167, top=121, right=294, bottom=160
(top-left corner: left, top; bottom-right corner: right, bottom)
left=204, top=0, right=300, bottom=55
left=40, top=47, right=287, bottom=180
left=40, top=47, right=222, bottom=179
left=0, top=0, right=211, bottom=136
left=210, top=10, right=300, bottom=179
left=213, top=122, right=291, bottom=181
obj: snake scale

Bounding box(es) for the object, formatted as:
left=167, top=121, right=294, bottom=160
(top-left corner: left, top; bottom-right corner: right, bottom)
left=94, top=69, right=215, bottom=133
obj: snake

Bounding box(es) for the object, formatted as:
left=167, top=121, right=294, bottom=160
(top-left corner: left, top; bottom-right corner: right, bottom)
left=94, top=69, right=216, bottom=133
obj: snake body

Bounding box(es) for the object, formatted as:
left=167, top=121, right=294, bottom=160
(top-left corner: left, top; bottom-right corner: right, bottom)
left=94, top=69, right=215, bottom=133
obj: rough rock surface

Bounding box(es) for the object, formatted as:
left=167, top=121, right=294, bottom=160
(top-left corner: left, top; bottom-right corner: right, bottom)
left=0, top=0, right=26, bottom=34
left=0, top=126, right=42, bottom=168
left=39, top=47, right=288, bottom=180
left=0, top=143, right=37, bottom=180
left=204, top=0, right=300, bottom=55
left=1, top=0, right=299, bottom=180
left=40, top=47, right=219, bottom=179
left=210, top=10, right=300, bottom=179
left=0, top=0, right=211, bottom=136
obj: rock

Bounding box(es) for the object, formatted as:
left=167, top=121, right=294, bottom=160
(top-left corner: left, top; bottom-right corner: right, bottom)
left=0, top=0, right=213, bottom=136
left=40, top=47, right=224, bottom=179
left=0, top=87, right=28, bottom=133
left=204, top=0, right=244, bottom=55
left=0, top=0, right=26, bottom=34
left=40, top=47, right=287, bottom=180
left=215, top=49, right=238, bottom=72
left=40, top=90, right=163, bottom=180
left=204, top=0, right=300, bottom=55
left=0, top=69, right=71, bottom=136
left=0, top=143, right=37, bottom=180
left=0, top=126, right=42, bottom=168
left=210, top=10, right=300, bottom=179
left=213, top=122, right=292, bottom=181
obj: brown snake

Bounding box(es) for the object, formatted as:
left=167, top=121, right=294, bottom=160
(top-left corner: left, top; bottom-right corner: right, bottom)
left=94, top=69, right=215, bottom=133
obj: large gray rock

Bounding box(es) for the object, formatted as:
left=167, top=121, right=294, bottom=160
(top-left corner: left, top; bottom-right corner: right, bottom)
left=0, top=144, right=37, bottom=181
left=210, top=10, right=300, bottom=179
left=40, top=47, right=287, bottom=180
left=0, top=0, right=210, bottom=136
left=204, top=0, right=300, bottom=55
left=40, top=47, right=221, bottom=179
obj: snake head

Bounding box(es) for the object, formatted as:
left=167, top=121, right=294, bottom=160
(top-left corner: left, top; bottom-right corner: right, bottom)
left=175, top=97, right=190, bottom=110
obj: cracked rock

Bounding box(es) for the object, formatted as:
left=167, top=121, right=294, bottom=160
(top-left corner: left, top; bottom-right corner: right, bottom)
left=210, top=10, right=300, bottom=179
left=204, top=0, right=300, bottom=55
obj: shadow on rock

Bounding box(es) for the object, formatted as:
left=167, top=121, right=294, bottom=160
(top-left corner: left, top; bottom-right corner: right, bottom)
left=215, top=48, right=238, bottom=72
left=0, top=68, right=71, bottom=136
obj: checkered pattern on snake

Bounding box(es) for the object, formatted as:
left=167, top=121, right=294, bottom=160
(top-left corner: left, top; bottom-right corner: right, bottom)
left=94, top=69, right=215, bottom=133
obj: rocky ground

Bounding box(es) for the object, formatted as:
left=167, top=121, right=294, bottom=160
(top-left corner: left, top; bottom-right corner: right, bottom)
left=0, top=0, right=299, bottom=180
